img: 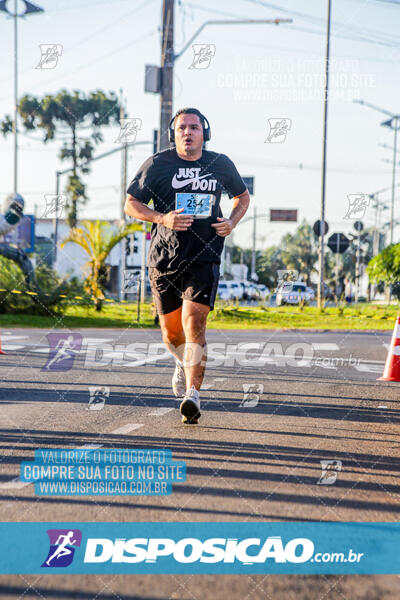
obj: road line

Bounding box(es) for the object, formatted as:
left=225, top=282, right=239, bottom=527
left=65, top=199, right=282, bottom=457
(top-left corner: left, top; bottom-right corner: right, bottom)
left=83, top=338, right=113, bottom=343
left=311, top=343, right=339, bottom=350
left=354, top=364, right=383, bottom=373
left=148, top=407, right=174, bottom=416
left=111, top=424, right=144, bottom=434
left=1, top=345, right=25, bottom=350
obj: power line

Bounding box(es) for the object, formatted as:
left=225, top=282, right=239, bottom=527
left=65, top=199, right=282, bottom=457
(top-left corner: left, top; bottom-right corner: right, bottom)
left=0, top=29, right=158, bottom=103
left=241, top=0, right=400, bottom=48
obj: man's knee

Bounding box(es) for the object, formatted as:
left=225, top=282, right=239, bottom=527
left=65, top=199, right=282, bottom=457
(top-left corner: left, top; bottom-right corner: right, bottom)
left=182, top=313, right=207, bottom=337
left=161, top=329, right=184, bottom=347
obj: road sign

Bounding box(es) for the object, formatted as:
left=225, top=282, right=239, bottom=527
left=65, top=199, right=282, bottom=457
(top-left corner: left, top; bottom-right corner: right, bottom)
left=242, top=177, right=254, bottom=195
left=354, top=220, right=364, bottom=232
left=313, top=219, right=329, bottom=237
left=270, top=209, right=297, bottom=222
left=327, top=232, right=349, bottom=254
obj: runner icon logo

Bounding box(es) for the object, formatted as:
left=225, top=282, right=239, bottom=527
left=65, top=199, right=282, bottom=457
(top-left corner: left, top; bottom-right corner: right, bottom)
left=42, top=333, right=83, bottom=372
left=265, top=118, right=291, bottom=144
left=41, top=529, right=82, bottom=568
left=36, top=44, right=63, bottom=70
left=88, top=386, right=109, bottom=411
left=189, top=44, right=216, bottom=70
left=317, top=460, right=342, bottom=485
left=240, top=383, right=264, bottom=408
left=343, top=194, right=369, bottom=220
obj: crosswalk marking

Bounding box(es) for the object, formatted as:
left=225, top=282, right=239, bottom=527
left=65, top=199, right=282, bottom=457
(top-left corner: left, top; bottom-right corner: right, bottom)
left=111, top=424, right=144, bottom=434
left=148, top=407, right=174, bottom=416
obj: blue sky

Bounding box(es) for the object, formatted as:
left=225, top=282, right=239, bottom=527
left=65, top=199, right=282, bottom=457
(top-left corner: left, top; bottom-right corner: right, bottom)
left=0, top=0, right=399, bottom=248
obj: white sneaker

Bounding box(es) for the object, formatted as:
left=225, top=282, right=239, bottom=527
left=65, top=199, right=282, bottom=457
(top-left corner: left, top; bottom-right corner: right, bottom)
left=172, top=360, right=186, bottom=398
left=180, top=385, right=201, bottom=424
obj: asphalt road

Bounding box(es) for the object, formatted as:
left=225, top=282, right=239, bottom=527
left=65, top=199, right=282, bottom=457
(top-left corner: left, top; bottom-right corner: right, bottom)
left=0, top=327, right=399, bottom=599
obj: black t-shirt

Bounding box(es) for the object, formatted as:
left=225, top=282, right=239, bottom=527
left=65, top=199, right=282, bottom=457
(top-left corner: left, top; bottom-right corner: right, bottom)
left=126, top=148, right=246, bottom=272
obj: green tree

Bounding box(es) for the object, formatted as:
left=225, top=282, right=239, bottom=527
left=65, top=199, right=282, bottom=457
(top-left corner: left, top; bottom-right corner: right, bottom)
left=1, top=89, right=120, bottom=227
left=61, top=220, right=143, bottom=311
left=257, top=246, right=286, bottom=288
left=367, top=243, right=400, bottom=289
left=280, top=222, right=318, bottom=285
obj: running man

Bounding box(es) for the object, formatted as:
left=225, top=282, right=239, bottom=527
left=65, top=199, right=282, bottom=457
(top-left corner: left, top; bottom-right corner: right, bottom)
left=46, top=531, right=77, bottom=566
left=44, top=335, right=78, bottom=371
left=124, top=107, right=250, bottom=423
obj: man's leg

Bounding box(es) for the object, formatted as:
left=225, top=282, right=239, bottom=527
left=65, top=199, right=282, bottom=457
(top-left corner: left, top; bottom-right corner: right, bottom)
left=158, top=306, right=186, bottom=363
left=181, top=300, right=209, bottom=391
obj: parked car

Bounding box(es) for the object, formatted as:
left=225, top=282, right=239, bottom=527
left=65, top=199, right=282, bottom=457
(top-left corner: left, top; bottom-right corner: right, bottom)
left=276, top=281, right=311, bottom=306
left=306, top=286, right=315, bottom=301
left=217, top=281, right=232, bottom=301
left=255, top=284, right=269, bottom=300
left=247, top=283, right=259, bottom=301
left=228, top=281, right=243, bottom=300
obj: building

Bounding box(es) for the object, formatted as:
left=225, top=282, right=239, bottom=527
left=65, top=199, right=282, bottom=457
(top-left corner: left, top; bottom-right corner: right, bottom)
left=34, top=218, right=149, bottom=294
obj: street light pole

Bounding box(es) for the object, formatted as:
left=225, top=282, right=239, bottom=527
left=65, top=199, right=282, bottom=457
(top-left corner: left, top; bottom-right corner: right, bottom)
left=157, top=6, right=293, bottom=151
left=0, top=0, right=44, bottom=194
left=317, top=0, right=332, bottom=309
left=390, top=117, right=399, bottom=244
left=353, top=100, right=400, bottom=245
left=13, top=0, right=18, bottom=194
left=159, top=0, right=175, bottom=151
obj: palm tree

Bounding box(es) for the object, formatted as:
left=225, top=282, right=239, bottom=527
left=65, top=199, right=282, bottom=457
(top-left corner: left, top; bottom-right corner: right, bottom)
left=61, top=220, right=143, bottom=310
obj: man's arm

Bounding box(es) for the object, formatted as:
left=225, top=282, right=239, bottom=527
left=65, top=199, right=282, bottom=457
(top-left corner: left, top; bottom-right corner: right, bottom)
left=211, top=189, right=250, bottom=237
left=124, top=194, right=194, bottom=231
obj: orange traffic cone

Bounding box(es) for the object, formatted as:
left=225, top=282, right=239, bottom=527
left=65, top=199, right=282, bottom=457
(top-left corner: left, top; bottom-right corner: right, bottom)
left=0, top=333, right=5, bottom=355
left=378, top=315, right=400, bottom=381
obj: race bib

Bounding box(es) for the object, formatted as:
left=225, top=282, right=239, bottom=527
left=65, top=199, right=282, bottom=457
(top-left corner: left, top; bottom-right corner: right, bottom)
left=175, top=193, right=216, bottom=219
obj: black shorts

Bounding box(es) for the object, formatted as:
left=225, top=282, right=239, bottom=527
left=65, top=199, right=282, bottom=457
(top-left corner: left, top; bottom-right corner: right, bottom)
left=149, top=263, right=220, bottom=315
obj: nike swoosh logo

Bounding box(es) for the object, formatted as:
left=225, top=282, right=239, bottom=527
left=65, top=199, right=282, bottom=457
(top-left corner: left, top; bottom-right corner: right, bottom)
left=171, top=173, right=212, bottom=189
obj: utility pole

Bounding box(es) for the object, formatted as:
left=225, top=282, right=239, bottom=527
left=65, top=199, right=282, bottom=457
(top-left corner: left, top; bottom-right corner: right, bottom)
left=119, top=90, right=128, bottom=300
left=159, top=0, right=174, bottom=151
left=251, top=206, right=257, bottom=279
left=0, top=0, right=44, bottom=193
left=354, top=101, right=400, bottom=247
left=317, top=0, right=332, bottom=309
left=154, top=10, right=291, bottom=151
left=390, top=117, right=399, bottom=244
left=13, top=2, right=18, bottom=194
left=355, top=237, right=361, bottom=304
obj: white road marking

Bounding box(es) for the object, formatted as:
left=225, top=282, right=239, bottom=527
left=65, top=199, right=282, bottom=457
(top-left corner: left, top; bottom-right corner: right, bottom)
left=0, top=478, right=27, bottom=490
left=311, top=343, right=339, bottom=350
left=111, top=423, right=144, bottom=434
left=83, top=338, right=113, bottom=343
left=0, top=335, right=28, bottom=340
left=354, top=364, right=383, bottom=373
left=80, top=444, right=103, bottom=449
left=1, top=345, right=25, bottom=350
left=148, top=407, right=174, bottom=416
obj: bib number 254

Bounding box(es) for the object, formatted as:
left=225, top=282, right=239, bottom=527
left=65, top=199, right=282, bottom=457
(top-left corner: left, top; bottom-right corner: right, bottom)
left=175, top=193, right=216, bottom=218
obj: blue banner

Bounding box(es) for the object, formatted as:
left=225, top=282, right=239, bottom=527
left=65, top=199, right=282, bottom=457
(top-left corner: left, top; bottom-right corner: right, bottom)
left=0, top=522, right=399, bottom=574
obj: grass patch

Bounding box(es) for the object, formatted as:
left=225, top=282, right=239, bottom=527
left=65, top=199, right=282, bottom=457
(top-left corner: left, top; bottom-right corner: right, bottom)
left=1, top=302, right=399, bottom=330
left=0, top=302, right=155, bottom=329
